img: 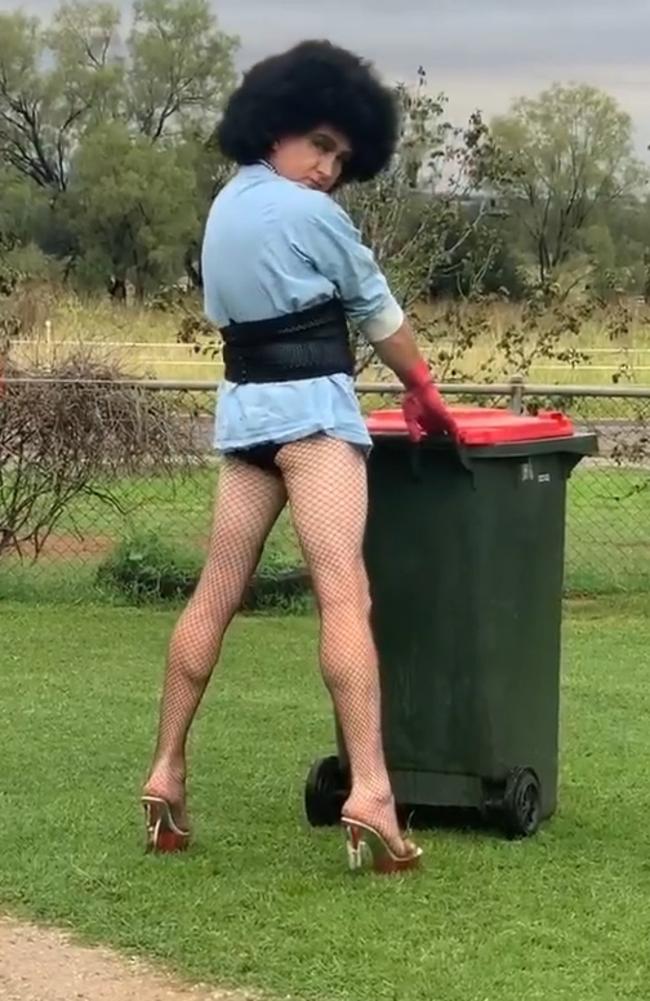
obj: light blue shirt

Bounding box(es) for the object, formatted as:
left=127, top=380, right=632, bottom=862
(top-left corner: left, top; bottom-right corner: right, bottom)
left=201, top=163, right=402, bottom=452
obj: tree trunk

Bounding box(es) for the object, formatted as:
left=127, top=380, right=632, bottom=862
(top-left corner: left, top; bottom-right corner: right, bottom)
left=108, top=276, right=127, bottom=302
left=184, top=244, right=202, bottom=289
left=133, top=269, right=146, bottom=303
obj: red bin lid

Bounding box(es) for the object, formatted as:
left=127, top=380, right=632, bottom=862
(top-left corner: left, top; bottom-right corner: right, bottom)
left=366, top=406, right=575, bottom=446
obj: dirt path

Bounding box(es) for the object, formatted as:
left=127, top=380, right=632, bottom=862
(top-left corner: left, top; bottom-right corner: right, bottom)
left=0, top=917, right=258, bottom=1001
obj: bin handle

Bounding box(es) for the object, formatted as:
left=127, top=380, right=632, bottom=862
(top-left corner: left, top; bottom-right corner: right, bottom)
left=455, top=439, right=475, bottom=475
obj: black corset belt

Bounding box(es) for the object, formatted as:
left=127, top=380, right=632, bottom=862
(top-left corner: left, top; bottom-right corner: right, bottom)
left=221, top=298, right=354, bottom=385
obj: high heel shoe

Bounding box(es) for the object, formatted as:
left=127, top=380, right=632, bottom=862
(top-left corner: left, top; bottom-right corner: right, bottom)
left=341, top=816, right=423, bottom=874
left=141, top=795, right=190, bottom=853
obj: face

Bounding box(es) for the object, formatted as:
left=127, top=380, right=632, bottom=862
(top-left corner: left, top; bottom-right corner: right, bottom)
left=269, top=125, right=353, bottom=192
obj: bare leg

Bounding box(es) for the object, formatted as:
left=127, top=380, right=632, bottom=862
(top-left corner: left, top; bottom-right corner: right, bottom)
left=276, top=435, right=413, bottom=855
left=143, top=458, right=287, bottom=827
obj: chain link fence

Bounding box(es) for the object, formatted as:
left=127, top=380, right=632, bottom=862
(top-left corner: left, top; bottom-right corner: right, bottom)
left=1, top=377, right=649, bottom=602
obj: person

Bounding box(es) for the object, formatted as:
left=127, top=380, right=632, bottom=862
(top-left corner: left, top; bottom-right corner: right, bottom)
left=141, top=39, right=458, bottom=874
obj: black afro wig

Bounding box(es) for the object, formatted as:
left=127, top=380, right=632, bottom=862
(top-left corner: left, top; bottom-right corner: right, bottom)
left=217, top=39, right=400, bottom=183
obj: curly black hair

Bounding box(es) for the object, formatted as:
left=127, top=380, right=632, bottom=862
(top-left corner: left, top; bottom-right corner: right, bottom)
left=217, top=40, right=399, bottom=183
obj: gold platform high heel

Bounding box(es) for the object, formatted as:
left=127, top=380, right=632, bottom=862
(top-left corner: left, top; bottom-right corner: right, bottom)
left=342, top=816, right=423, bottom=874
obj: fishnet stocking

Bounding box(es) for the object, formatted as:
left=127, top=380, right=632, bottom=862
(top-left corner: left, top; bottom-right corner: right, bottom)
left=143, top=459, right=287, bottom=828
left=144, top=433, right=412, bottom=857
left=276, top=435, right=412, bottom=856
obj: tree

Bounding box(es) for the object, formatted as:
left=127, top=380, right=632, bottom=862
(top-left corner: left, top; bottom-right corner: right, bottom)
left=174, top=130, right=234, bottom=287
left=0, top=5, right=122, bottom=192
left=0, top=0, right=238, bottom=292
left=127, top=0, right=238, bottom=142
left=0, top=169, right=49, bottom=249
left=0, top=0, right=237, bottom=194
left=67, top=123, right=199, bottom=298
left=491, top=84, right=648, bottom=292
left=0, top=169, right=62, bottom=287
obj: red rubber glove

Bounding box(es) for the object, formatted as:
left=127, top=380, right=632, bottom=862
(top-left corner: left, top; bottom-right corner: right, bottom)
left=401, top=360, right=459, bottom=443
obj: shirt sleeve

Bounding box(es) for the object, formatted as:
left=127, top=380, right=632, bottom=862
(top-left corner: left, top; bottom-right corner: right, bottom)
left=288, top=193, right=404, bottom=343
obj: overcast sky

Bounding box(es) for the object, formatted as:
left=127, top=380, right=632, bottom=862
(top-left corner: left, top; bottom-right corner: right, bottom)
left=16, top=0, right=650, bottom=158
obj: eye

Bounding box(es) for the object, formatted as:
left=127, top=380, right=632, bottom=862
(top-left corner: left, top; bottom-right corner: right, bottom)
left=311, top=134, right=332, bottom=153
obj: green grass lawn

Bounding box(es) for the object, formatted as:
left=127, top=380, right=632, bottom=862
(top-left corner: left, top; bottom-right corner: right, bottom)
left=1, top=599, right=649, bottom=1001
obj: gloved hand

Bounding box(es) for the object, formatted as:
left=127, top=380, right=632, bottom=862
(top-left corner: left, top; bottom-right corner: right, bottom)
left=401, top=360, right=459, bottom=443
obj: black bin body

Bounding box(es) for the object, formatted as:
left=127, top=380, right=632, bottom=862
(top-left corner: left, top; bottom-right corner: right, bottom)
left=305, top=407, right=597, bottom=837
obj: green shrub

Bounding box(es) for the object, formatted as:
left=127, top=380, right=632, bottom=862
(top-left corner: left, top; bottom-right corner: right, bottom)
left=96, top=531, right=203, bottom=604
left=96, top=530, right=312, bottom=613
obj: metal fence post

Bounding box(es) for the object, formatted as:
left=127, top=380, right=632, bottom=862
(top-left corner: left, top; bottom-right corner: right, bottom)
left=508, top=375, right=525, bottom=415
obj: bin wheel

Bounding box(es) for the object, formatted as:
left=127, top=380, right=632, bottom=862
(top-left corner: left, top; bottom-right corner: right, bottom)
left=501, top=768, right=541, bottom=838
left=304, top=755, right=348, bottom=827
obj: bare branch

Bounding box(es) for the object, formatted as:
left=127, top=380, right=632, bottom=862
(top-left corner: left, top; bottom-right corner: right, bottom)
left=0, top=348, right=205, bottom=560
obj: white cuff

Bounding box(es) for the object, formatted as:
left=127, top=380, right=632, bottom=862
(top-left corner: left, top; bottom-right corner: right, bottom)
left=357, top=298, right=404, bottom=343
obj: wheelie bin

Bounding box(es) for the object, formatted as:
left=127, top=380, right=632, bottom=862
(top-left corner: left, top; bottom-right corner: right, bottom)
left=305, top=405, right=597, bottom=838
